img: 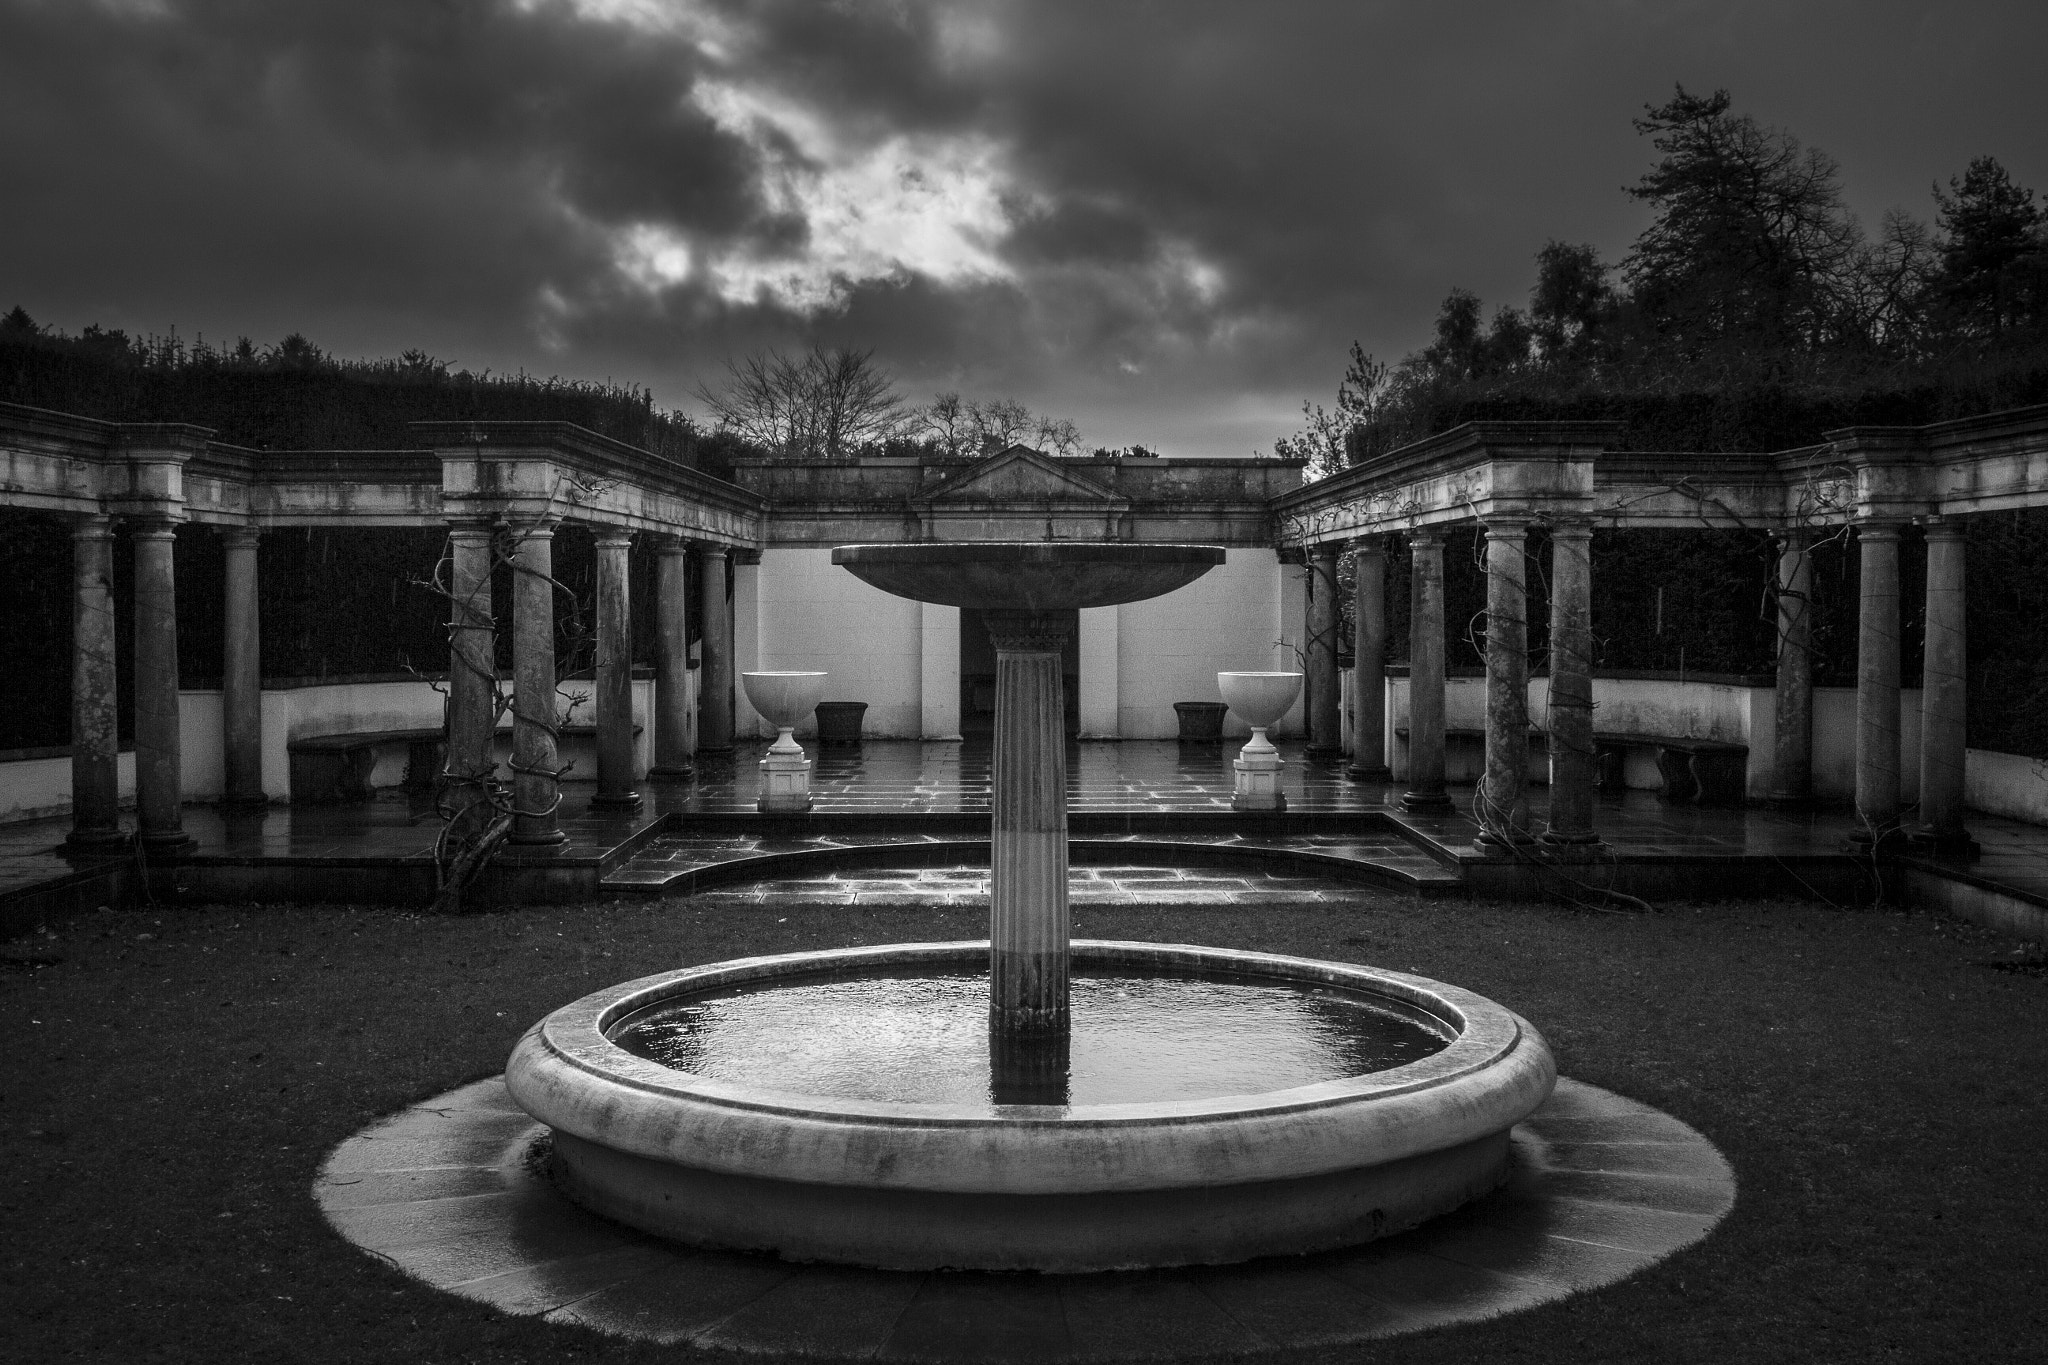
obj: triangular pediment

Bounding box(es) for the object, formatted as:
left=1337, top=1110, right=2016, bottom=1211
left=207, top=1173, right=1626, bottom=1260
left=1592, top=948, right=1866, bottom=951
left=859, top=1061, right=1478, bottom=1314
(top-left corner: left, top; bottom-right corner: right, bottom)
left=917, top=444, right=1123, bottom=506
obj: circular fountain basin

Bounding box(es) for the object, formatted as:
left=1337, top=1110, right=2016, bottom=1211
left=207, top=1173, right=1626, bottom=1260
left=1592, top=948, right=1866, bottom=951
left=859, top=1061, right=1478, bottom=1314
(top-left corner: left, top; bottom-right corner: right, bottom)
left=506, top=941, right=1555, bottom=1272
left=832, top=542, right=1224, bottom=610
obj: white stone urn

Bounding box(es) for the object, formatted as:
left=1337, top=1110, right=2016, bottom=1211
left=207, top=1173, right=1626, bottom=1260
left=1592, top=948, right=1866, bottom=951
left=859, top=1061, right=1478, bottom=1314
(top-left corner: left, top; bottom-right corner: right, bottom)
left=1218, top=671, right=1303, bottom=811
left=740, top=671, right=828, bottom=812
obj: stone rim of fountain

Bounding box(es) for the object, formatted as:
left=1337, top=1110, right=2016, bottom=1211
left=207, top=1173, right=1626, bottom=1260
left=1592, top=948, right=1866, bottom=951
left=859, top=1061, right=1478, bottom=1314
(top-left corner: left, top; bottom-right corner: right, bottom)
left=507, top=939, right=1552, bottom=1191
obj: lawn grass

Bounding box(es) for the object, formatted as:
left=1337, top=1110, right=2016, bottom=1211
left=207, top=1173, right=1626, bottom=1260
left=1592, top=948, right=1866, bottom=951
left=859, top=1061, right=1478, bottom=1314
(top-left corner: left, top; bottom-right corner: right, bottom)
left=4, top=890, right=2047, bottom=1363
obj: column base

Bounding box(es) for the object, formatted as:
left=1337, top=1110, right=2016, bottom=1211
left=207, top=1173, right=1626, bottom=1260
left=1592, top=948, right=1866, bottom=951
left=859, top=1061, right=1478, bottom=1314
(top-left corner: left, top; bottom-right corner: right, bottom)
left=1401, top=790, right=1454, bottom=814
left=590, top=791, right=644, bottom=813
left=1762, top=791, right=1814, bottom=811
left=509, top=828, right=570, bottom=848
left=1538, top=831, right=1608, bottom=860
left=139, top=829, right=194, bottom=854
left=1841, top=826, right=1906, bottom=855
left=1909, top=827, right=1981, bottom=860
left=646, top=765, right=695, bottom=781
left=1474, top=829, right=1536, bottom=853
left=1304, top=745, right=1345, bottom=763
left=219, top=793, right=270, bottom=813
left=1345, top=763, right=1392, bottom=782
left=63, top=827, right=131, bottom=854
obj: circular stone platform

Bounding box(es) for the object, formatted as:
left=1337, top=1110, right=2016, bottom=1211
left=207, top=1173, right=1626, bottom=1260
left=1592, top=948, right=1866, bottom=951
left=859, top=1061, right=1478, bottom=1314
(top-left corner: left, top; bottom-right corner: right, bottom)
left=315, top=1074, right=1734, bottom=1358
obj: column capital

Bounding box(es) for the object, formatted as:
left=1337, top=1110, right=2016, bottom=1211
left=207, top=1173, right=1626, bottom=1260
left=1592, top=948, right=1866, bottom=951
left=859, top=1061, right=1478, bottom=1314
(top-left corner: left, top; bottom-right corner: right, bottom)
left=593, top=527, right=635, bottom=549
left=72, top=512, right=115, bottom=542
left=1921, top=517, right=1968, bottom=543
left=651, top=533, right=690, bottom=554
left=699, top=542, right=731, bottom=560
left=1854, top=520, right=1905, bottom=543
left=985, top=609, right=1076, bottom=653
left=1349, top=536, right=1387, bottom=558
left=1546, top=519, right=1594, bottom=543
left=446, top=516, right=497, bottom=538
left=1773, top=524, right=1813, bottom=550
left=128, top=516, right=180, bottom=540
left=1309, top=541, right=1341, bottom=563
left=1406, top=526, right=1446, bottom=548
left=218, top=525, right=263, bottom=549
left=1481, top=514, right=1533, bottom=541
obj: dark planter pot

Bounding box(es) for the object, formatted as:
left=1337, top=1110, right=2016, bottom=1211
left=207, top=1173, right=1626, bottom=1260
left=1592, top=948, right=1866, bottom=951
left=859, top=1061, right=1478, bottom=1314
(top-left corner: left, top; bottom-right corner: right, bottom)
left=1173, top=701, right=1230, bottom=743
left=815, top=701, right=869, bottom=746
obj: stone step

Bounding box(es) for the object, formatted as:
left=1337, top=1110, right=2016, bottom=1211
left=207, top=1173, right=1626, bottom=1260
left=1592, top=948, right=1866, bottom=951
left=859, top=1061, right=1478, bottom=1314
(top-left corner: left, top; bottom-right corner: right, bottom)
left=599, top=831, right=1464, bottom=898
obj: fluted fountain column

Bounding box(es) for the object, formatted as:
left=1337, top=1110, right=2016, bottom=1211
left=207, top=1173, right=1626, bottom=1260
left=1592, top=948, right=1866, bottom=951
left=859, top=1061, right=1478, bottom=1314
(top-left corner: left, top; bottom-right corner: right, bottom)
left=985, top=610, right=1072, bottom=1039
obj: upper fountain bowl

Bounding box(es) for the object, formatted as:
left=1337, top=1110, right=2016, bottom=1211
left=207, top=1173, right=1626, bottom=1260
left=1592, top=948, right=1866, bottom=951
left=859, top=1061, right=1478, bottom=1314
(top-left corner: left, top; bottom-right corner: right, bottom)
left=832, top=542, right=1224, bottom=611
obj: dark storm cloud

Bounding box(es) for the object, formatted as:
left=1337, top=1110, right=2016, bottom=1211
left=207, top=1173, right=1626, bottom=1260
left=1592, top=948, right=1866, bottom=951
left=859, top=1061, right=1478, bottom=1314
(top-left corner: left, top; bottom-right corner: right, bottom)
left=4, top=0, right=2046, bottom=455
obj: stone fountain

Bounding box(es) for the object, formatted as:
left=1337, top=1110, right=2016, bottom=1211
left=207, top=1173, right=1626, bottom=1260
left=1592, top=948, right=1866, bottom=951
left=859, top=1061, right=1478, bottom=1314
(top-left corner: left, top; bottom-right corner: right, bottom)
left=507, top=542, right=1554, bottom=1272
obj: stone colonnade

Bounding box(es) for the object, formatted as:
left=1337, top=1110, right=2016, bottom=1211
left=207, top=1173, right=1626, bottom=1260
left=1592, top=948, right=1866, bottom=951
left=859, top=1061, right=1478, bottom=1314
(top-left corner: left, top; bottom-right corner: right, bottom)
left=1299, top=516, right=1973, bottom=853
left=61, top=514, right=740, bottom=849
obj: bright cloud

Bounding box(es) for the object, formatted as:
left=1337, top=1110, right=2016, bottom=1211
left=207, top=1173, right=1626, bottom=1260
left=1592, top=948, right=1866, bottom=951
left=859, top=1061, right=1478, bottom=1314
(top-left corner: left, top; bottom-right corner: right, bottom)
left=612, top=222, right=694, bottom=291
left=683, top=78, right=1021, bottom=311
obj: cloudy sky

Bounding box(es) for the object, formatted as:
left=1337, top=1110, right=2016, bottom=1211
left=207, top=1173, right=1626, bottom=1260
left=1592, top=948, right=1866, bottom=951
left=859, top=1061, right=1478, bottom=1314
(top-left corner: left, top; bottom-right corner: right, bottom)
left=4, top=1, right=2045, bottom=457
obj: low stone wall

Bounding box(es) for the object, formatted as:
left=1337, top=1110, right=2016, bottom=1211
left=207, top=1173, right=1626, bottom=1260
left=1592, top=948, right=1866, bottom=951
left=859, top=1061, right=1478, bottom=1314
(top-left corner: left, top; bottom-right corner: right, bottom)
left=1965, top=748, right=2048, bottom=825
left=1376, top=672, right=1927, bottom=805
left=0, top=672, right=679, bottom=821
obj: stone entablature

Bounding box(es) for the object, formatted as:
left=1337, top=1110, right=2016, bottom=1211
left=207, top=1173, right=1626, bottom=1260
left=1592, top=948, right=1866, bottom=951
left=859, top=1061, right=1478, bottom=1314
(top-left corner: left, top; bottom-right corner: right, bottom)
left=1273, top=404, right=2048, bottom=543
left=0, top=404, right=766, bottom=543
left=732, top=443, right=1303, bottom=547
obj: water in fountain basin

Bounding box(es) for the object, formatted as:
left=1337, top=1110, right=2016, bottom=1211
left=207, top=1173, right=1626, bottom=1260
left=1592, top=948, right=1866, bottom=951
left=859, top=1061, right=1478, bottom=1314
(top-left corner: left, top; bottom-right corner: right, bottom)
left=612, top=968, right=1452, bottom=1109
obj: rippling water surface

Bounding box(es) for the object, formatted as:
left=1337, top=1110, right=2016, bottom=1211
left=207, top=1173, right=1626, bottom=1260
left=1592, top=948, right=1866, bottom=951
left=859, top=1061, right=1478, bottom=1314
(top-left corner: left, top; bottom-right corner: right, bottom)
left=612, top=969, right=1451, bottom=1108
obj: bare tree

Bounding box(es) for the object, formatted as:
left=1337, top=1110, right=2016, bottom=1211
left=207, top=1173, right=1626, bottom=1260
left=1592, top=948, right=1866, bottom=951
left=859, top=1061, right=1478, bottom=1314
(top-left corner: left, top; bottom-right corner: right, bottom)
left=911, top=393, right=1084, bottom=457
left=697, top=346, right=908, bottom=457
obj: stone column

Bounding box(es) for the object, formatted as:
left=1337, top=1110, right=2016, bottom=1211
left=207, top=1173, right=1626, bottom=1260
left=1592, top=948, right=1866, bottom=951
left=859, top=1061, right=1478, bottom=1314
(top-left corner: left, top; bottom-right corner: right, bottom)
left=1402, top=529, right=1453, bottom=813
left=1347, top=539, right=1390, bottom=780
left=591, top=530, right=641, bottom=812
left=445, top=522, right=498, bottom=800
left=697, top=545, right=734, bottom=754
left=1917, top=519, right=1976, bottom=854
left=1767, top=529, right=1815, bottom=806
left=131, top=519, right=190, bottom=851
left=508, top=525, right=565, bottom=845
left=1544, top=520, right=1600, bottom=847
left=985, top=610, right=1072, bottom=1040
left=220, top=527, right=265, bottom=809
left=1851, top=523, right=1904, bottom=846
left=65, top=514, right=125, bottom=850
left=1306, top=543, right=1342, bottom=758
left=649, top=536, right=693, bottom=779
left=1478, top=518, right=1533, bottom=847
